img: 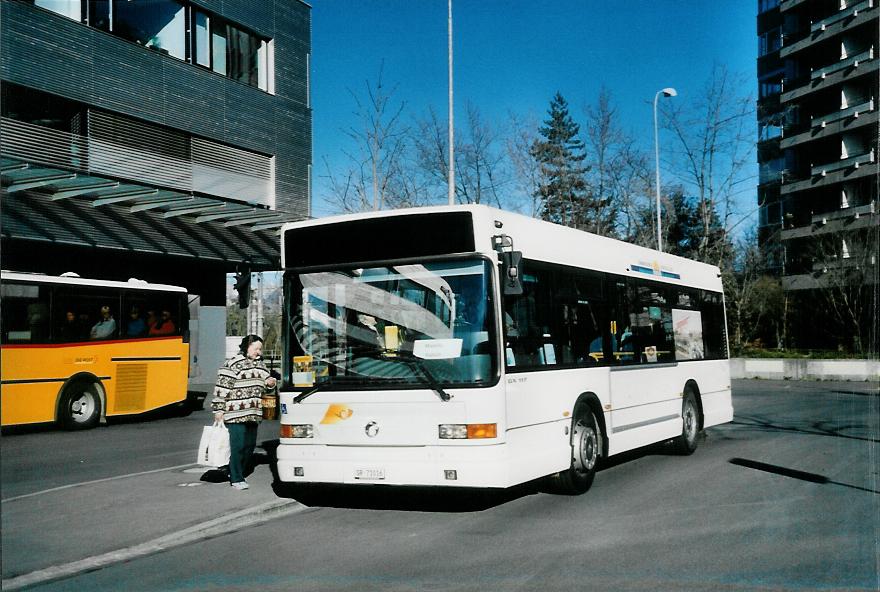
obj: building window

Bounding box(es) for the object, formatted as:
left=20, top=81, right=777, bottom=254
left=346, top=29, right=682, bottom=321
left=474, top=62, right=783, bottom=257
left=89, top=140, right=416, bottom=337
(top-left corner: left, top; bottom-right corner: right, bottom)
left=211, top=23, right=228, bottom=76
left=760, top=80, right=782, bottom=99
left=194, top=10, right=211, bottom=67
left=759, top=28, right=781, bottom=56
left=29, top=0, right=272, bottom=92
left=226, top=24, right=268, bottom=89
left=33, top=0, right=81, bottom=21
left=113, top=0, right=186, bottom=60
left=88, top=0, right=110, bottom=31
left=758, top=0, right=779, bottom=13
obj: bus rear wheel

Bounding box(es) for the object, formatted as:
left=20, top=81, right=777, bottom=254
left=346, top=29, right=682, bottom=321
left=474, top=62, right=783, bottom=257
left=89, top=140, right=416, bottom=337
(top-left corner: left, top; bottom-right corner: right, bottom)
left=551, top=411, right=601, bottom=495
left=672, top=389, right=701, bottom=455
left=59, top=381, right=102, bottom=430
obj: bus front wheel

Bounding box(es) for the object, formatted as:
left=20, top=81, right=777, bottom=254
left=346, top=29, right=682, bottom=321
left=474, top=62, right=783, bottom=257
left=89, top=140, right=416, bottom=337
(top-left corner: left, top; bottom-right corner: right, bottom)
left=59, top=381, right=102, bottom=430
left=672, top=389, right=701, bottom=455
left=551, top=411, right=601, bottom=495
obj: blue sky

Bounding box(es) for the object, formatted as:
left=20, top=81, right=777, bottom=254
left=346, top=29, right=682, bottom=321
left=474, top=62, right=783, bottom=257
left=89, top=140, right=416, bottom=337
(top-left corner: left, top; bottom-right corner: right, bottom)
left=309, top=1, right=758, bottom=220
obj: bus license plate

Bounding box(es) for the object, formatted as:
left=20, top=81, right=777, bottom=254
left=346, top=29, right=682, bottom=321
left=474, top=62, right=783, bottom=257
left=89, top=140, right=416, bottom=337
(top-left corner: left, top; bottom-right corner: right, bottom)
left=354, top=468, right=385, bottom=480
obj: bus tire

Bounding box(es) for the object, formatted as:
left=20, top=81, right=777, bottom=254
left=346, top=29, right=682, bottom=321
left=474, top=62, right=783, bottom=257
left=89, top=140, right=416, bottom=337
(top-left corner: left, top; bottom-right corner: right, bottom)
left=59, top=380, right=102, bottom=430
left=551, top=411, right=601, bottom=495
left=672, top=389, right=701, bottom=455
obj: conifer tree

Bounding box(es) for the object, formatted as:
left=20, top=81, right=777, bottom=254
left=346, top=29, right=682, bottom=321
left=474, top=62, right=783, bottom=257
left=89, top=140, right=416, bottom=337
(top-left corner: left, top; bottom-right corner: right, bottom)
left=530, top=92, right=588, bottom=227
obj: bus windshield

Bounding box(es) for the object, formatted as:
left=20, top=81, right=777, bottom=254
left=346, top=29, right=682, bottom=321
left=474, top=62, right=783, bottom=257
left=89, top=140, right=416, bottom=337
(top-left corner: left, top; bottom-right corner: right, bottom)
left=286, top=258, right=497, bottom=388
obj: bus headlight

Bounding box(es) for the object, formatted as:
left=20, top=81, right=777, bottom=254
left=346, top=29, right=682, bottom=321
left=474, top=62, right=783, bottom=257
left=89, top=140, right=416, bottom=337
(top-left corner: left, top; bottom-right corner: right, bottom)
left=280, top=424, right=313, bottom=438
left=438, top=423, right=497, bottom=439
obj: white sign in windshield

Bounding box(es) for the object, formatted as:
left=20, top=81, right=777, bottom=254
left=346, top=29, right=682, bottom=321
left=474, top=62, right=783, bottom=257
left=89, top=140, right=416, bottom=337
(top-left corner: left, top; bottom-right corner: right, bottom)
left=413, top=338, right=463, bottom=359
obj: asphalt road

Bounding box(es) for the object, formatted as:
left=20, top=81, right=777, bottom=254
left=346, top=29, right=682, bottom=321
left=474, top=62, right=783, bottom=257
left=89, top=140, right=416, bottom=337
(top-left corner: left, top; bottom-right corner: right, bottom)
left=3, top=379, right=878, bottom=591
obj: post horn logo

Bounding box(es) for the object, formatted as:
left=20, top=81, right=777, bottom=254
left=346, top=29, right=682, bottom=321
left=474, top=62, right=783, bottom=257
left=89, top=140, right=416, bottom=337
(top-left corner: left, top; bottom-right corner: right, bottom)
left=365, top=421, right=380, bottom=438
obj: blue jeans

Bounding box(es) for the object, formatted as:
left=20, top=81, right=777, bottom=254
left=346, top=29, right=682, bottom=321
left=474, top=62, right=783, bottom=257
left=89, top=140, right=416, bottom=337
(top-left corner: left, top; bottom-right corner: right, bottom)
left=226, top=422, right=258, bottom=484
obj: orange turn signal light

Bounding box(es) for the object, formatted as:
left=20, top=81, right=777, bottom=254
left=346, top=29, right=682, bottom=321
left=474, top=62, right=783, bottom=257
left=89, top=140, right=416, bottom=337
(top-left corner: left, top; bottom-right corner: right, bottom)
left=466, top=423, right=497, bottom=439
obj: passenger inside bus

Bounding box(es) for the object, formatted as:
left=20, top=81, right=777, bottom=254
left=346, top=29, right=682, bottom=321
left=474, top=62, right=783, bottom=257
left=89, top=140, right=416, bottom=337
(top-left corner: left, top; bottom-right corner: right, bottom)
left=27, top=301, right=49, bottom=342
left=58, top=310, right=80, bottom=342
left=90, top=306, right=117, bottom=340
left=149, top=309, right=176, bottom=336
left=126, top=306, right=147, bottom=337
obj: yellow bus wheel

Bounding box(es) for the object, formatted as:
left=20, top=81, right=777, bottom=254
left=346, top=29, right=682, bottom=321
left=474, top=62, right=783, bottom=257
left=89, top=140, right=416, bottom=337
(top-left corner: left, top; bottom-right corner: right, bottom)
left=59, top=381, right=102, bottom=430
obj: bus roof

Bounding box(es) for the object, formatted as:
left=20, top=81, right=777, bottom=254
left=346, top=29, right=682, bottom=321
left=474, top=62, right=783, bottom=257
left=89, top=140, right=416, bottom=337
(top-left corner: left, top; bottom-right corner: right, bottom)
left=281, top=204, right=723, bottom=292
left=0, top=271, right=188, bottom=293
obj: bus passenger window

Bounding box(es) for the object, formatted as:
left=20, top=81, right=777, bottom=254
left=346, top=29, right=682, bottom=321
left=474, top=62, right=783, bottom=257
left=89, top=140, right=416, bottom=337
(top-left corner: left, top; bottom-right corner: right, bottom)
left=0, top=282, right=50, bottom=343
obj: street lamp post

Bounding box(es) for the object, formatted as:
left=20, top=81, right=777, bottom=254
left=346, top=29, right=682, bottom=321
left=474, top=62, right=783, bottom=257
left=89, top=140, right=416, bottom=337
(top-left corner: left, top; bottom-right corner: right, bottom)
left=653, top=87, right=677, bottom=252
left=447, top=0, right=455, bottom=205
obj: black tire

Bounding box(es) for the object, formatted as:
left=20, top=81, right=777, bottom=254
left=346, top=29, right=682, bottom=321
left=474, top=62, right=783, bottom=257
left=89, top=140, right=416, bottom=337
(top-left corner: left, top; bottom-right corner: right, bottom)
left=550, top=410, right=601, bottom=495
left=672, top=389, right=701, bottom=455
left=59, top=381, right=102, bottom=430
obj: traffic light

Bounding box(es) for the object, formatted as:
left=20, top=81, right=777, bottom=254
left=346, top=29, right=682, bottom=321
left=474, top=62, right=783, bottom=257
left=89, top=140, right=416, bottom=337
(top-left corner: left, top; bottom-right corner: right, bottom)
left=234, top=265, right=251, bottom=309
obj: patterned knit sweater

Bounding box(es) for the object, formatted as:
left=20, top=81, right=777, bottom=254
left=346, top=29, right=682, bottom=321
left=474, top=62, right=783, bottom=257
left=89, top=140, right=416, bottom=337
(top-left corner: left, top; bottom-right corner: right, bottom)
left=211, top=354, right=274, bottom=423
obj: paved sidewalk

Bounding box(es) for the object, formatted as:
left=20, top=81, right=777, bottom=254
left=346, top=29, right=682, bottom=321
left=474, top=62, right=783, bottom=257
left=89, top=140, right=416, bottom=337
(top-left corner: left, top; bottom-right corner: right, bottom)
left=1, top=442, right=304, bottom=590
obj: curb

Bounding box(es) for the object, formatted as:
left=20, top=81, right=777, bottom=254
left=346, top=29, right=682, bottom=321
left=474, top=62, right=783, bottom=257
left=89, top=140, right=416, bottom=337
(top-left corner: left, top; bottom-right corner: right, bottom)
left=1, top=498, right=308, bottom=591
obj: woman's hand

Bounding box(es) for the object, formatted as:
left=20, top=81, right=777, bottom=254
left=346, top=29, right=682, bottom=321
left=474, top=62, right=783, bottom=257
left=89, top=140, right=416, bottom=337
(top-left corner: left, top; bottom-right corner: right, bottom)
left=213, top=411, right=224, bottom=422
left=265, top=377, right=277, bottom=389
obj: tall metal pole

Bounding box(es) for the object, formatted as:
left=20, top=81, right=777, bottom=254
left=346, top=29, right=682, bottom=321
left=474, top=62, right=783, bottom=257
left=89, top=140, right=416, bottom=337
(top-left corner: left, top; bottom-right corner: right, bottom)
left=653, top=92, right=663, bottom=252
left=653, top=87, right=676, bottom=253
left=447, top=0, right=455, bottom=205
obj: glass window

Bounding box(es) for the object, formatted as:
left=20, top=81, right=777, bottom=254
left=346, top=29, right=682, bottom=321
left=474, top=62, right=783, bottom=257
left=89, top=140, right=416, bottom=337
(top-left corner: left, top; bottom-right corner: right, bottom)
left=758, top=0, right=779, bottom=13
left=212, top=23, right=227, bottom=75
left=258, top=39, right=268, bottom=91
left=53, top=286, right=120, bottom=342
left=113, top=0, right=185, bottom=60
left=287, top=259, right=496, bottom=388
left=700, top=291, right=728, bottom=360
left=1, top=282, right=52, bottom=344
left=503, top=262, right=610, bottom=370
left=760, top=80, right=782, bottom=99
left=88, top=0, right=109, bottom=30
left=610, top=279, right=674, bottom=365
left=194, top=10, right=210, bottom=67
left=227, top=24, right=262, bottom=87
left=34, top=0, right=81, bottom=21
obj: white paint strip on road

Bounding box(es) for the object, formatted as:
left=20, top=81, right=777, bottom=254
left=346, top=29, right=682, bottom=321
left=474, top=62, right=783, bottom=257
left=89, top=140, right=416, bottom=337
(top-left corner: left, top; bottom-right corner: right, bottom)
left=1, top=499, right=309, bottom=591
left=0, top=463, right=197, bottom=503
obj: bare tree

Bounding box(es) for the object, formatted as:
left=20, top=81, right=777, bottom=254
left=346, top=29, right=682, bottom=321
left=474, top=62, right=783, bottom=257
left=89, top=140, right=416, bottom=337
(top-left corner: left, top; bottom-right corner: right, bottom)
left=810, top=228, right=879, bottom=354
left=662, top=64, right=755, bottom=267
left=321, top=64, right=409, bottom=213
left=506, top=111, right=543, bottom=216
left=724, top=232, right=784, bottom=350
left=581, top=87, right=630, bottom=237
left=412, top=103, right=509, bottom=207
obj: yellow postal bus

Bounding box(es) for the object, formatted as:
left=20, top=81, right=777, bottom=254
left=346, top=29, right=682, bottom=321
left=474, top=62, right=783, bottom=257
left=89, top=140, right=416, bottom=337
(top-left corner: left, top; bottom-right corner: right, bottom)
left=1, top=271, right=190, bottom=429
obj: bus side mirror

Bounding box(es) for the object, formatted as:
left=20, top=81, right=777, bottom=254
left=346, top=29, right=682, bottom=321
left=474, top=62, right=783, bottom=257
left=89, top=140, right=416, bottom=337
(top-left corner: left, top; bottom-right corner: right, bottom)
left=501, top=251, right=523, bottom=296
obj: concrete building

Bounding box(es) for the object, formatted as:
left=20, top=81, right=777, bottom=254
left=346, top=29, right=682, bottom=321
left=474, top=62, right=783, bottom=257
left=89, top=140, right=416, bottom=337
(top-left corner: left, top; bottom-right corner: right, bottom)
left=756, top=0, right=878, bottom=349
left=1, top=0, right=312, bottom=382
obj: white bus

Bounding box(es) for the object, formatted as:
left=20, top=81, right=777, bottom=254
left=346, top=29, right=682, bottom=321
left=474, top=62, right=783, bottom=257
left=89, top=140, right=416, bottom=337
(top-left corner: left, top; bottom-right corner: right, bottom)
left=275, top=205, right=733, bottom=494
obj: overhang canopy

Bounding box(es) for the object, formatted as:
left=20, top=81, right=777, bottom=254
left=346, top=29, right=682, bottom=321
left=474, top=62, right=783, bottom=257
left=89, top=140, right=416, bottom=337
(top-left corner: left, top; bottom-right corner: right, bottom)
left=1, top=157, right=300, bottom=270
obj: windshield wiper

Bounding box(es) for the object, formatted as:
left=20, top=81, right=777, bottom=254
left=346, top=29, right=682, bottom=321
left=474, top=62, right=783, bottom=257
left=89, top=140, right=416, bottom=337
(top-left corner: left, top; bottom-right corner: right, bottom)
left=390, top=352, right=452, bottom=402
left=292, top=376, right=366, bottom=404
left=293, top=381, right=329, bottom=404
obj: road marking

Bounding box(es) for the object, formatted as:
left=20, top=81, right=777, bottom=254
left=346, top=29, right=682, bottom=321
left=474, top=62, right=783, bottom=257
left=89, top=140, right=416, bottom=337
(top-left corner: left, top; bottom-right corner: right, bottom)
left=0, top=463, right=197, bottom=503
left=1, top=499, right=308, bottom=591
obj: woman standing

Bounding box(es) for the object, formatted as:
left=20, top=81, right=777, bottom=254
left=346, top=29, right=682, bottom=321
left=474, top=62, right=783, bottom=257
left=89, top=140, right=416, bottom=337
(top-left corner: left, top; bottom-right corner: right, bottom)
left=212, top=334, right=277, bottom=490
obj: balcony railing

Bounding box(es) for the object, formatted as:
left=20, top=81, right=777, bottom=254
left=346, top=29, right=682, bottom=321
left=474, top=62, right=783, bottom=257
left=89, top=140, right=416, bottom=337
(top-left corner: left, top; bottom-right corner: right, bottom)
left=811, top=201, right=876, bottom=224
left=811, top=47, right=874, bottom=80
left=811, top=99, right=875, bottom=127
left=811, top=148, right=875, bottom=176
left=811, top=0, right=873, bottom=33
left=0, top=117, right=273, bottom=206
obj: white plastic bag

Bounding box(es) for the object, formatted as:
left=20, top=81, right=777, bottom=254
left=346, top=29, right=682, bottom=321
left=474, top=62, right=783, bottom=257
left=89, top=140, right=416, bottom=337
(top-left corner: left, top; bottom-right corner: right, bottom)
left=197, top=421, right=230, bottom=467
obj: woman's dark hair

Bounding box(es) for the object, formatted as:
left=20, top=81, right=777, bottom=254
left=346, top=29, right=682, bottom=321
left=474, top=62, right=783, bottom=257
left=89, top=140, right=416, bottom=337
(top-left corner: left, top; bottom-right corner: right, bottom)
left=239, top=334, right=264, bottom=355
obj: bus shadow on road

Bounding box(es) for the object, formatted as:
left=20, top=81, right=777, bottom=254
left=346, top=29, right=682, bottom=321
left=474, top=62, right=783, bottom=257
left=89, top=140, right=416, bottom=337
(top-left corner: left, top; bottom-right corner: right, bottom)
left=272, top=481, right=541, bottom=512
left=260, top=438, right=541, bottom=512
